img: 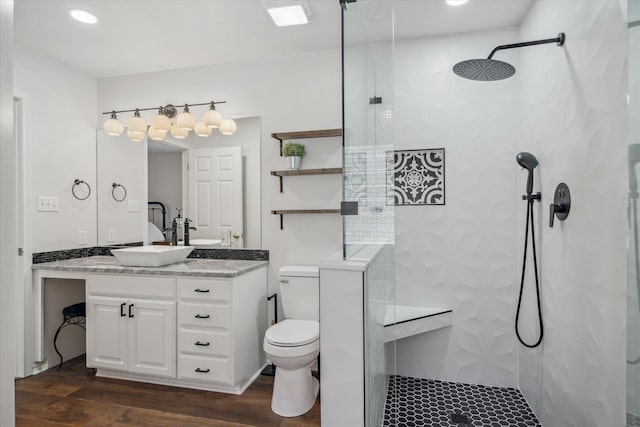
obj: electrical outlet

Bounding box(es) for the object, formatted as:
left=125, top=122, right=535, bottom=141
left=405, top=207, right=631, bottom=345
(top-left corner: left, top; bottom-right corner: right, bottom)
left=37, top=196, right=59, bottom=212
left=78, top=230, right=87, bottom=245
left=128, top=200, right=141, bottom=212
left=108, top=229, right=116, bottom=243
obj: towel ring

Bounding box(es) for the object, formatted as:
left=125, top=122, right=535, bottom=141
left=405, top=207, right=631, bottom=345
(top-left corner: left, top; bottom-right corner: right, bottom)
left=112, top=183, right=127, bottom=202
left=72, top=179, right=91, bottom=201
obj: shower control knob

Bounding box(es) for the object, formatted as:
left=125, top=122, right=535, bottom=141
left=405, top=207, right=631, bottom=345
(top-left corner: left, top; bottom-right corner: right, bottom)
left=549, top=183, right=571, bottom=227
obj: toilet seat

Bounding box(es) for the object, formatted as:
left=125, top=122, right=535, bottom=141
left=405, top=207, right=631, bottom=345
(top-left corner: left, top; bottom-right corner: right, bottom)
left=265, top=319, right=319, bottom=347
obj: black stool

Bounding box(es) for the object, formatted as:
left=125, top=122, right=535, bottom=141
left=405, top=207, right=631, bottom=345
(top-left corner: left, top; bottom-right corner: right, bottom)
left=53, top=302, right=86, bottom=369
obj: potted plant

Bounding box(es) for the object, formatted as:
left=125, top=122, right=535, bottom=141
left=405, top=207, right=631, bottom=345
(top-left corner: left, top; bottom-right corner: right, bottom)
left=282, top=142, right=305, bottom=170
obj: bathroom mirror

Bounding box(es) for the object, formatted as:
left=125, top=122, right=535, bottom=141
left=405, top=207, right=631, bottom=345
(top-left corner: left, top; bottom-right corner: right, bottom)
left=96, top=116, right=262, bottom=248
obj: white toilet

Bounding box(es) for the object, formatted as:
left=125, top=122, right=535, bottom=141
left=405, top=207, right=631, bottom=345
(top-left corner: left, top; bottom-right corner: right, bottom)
left=263, top=266, right=320, bottom=417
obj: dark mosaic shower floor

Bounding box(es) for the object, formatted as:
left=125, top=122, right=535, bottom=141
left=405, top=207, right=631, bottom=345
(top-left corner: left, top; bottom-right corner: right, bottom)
left=628, top=412, right=640, bottom=427
left=383, top=375, right=541, bottom=427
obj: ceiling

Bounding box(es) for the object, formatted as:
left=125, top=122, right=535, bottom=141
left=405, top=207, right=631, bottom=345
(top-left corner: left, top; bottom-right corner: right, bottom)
left=14, top=0, right=534, bottom=79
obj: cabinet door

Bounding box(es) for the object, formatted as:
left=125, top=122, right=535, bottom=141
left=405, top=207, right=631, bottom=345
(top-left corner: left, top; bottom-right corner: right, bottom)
left=128, top=299, right=176, bottom=378
left=86, top=296, right=128, bottom=371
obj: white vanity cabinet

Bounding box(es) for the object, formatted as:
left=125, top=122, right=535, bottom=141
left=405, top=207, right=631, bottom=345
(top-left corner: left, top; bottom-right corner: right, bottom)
left=81, top=264, right=268, bottom=394
left=86, top=275, right=176, bottom=378
left=176, top=267, right=267, bottom=391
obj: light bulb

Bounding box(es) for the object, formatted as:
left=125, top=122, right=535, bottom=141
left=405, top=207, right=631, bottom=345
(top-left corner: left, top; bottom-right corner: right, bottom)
left=148, top=126, right=165, bottom=141
left=203, top=103, right=222, bottom=129
left=177, top=105, right=196, bottom=130
left=170, top=123, right=189, bottom=139
left=151, top=107, right=171, bottom=133
left=194, top=121, right=212, bottom=137
left=219, top=118, right=237, bottom=136
left=128, top=109, right=147, bottom=133
left=127, top=129, right=145, bottom=142
left=103, top=112, right=124, bottom=136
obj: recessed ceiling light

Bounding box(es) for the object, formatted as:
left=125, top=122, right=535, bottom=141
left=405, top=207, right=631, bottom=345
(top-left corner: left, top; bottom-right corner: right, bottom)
left=69, top=9, right=98, bottom=24
left=446, top=0, right=469, bottom=5
left=261, top=1, right=311, bottom=27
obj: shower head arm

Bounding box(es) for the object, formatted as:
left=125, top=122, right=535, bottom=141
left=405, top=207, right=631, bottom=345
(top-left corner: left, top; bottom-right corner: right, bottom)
left=487, top=33, right=565, bottom=60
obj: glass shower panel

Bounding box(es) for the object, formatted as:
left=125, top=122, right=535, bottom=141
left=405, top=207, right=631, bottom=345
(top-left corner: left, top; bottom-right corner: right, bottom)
left=629, top=0, right=640, bottom=423
left=342, top=1, right=395, bottom=425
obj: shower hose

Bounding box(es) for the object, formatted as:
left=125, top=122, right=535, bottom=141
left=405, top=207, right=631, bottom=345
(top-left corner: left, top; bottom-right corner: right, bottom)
left=515, top=195, right=544, bottom=348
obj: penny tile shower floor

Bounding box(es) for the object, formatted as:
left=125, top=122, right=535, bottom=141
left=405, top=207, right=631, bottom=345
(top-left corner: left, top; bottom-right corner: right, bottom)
left=383, top=375, right=541, bottom=427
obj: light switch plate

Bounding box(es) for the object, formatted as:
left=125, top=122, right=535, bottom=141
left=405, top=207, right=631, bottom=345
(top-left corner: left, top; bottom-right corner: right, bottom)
left=108, top=228, right=116, bottom=243
left=128, top=200, right=141, bottom=212
left=37, top=196, right=59, bottom=212
left=78, top=230, right=87, bottom=245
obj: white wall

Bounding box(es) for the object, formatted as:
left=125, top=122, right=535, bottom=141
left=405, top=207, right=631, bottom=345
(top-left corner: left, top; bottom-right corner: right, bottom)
left=517, top=1, right=628, bottom=426
left=98, top=50, right=343, bottom=323
left=14, top=45, right=97, bottom=252
left=393, top=27, right=521, bottom=388
left=148, top=150, right=182, bottom=232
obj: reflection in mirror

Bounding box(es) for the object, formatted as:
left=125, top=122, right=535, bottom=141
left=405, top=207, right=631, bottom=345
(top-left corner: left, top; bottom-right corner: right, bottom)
left=98, top=116, right=261, bottom=249
left=96, top=131, right=147, bottom=246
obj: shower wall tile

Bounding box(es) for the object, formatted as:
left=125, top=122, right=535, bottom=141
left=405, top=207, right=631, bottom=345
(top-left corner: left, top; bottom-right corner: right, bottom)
left=518, top=1, right=628, bottom=426
left=394, top=27, right=521, bottom=387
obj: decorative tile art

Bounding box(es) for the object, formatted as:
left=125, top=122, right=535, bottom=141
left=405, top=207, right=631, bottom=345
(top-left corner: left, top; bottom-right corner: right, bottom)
left=393, top=148, right=444, bottom=205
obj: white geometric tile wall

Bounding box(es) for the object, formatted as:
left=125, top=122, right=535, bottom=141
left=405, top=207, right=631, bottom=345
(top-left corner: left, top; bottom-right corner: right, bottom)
left=393, top=27, right=522, bottom=388
left=518, top=1, right=628, bottom=426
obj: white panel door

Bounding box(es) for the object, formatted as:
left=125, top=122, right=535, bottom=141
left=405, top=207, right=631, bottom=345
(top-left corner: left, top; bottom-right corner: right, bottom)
left=86, top=296, right=128, bottom=371
left=128, top=299, right=176, bottom=378
left=188, top=147, right=243, bottom=247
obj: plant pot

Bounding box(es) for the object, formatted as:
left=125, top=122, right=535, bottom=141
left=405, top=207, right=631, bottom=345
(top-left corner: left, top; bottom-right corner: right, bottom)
left=286, top=156, right=302, bottom=170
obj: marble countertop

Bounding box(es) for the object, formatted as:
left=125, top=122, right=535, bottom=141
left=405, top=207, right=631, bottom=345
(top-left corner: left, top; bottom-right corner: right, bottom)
left=32, top=256, right=268, bottom=278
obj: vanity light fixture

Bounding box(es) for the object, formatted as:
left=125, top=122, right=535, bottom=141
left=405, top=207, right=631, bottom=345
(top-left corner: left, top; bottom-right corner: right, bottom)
left=101, top=100, right=237, bottom=140
left=103, top=111, right=124, bottom=136
left=69, top=9, right=98, bottom=24
left=194, top=121, right=213, bottom=137
left=261, top=0, right=311, bottom=27
left=220, top=119, right=238, bottom=136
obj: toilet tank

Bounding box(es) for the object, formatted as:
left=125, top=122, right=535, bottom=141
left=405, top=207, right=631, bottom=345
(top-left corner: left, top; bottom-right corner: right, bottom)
left=278, top=266, right=319, bottom=321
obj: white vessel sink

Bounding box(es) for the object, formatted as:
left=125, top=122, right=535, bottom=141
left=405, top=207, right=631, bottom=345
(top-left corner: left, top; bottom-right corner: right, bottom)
left=189, top=239, right=222, bottom=248
left=111, top=245, right=194, bottom=267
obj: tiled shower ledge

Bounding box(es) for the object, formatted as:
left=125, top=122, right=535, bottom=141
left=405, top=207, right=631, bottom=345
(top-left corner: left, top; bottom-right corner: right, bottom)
left=384, top=305, right=452, bottom=343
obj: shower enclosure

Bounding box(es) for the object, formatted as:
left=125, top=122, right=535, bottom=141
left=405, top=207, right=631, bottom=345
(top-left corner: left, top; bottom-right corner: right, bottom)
left=343, top=1, right=630, bottom=426
left=341, top=0, right=396, bottom=425
left=628, top=0, right=640, bottom=425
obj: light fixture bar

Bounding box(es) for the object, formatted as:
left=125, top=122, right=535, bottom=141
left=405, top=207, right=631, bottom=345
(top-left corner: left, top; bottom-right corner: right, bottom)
left=101, top=101, right=226, bottom=116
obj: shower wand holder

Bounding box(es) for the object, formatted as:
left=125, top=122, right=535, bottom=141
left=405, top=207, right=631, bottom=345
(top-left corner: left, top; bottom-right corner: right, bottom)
left=549, top=183, right=571, bottom=227
left=522, top=192, right=541, bottom=202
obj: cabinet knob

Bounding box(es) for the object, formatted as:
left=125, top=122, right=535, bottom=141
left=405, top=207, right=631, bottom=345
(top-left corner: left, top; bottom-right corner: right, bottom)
left=195, top=368, right=210, bottom=373
left=194, top=288, right=210, bottom=293
left=195, top=341, right=210, bottom=347
left=195, top=314, right=210, bottom=319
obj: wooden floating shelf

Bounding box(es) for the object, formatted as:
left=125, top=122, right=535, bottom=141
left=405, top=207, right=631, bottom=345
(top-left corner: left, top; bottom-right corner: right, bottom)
left=271, top=128, right=342, bottom=156
left=271, top=209, right=341, bottom=230
left=270, top=168, right=343, bottom=193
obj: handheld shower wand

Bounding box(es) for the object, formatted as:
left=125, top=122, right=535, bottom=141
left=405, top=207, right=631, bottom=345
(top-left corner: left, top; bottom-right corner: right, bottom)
left=515, top=152, right=543, bottom=348
left=516, top=152, right=539, bottom=196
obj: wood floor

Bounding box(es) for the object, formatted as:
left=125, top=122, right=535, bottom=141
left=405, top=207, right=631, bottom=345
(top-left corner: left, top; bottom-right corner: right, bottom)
left=15, top=356, right=320, bottom=427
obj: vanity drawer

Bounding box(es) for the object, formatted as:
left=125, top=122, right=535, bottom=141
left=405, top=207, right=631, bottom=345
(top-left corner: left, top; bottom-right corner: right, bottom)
left=179, top=328, right=230, bottom=357
left=178, top=354, right=231, bottom=384
left=179, top=301, right=230, bottom=329
left=88, top=275, right=175, bottom=298
left=178, top=278, right=230, bottom=302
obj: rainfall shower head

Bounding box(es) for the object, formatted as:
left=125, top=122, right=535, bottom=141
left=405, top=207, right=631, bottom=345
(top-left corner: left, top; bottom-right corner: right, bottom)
left=453, top=33, right=565, bottom=81
left=516, top=152, right=538, bottom=195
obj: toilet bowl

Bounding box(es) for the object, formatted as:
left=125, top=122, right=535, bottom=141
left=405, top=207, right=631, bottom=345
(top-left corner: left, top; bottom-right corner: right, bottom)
left=264, top=319, right=320, bottom=417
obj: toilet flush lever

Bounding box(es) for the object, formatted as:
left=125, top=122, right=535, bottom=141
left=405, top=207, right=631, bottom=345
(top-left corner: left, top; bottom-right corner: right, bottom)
left=549, top=183, right=571, bottom=227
